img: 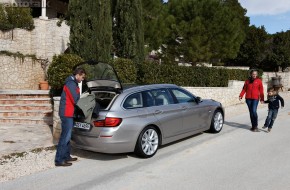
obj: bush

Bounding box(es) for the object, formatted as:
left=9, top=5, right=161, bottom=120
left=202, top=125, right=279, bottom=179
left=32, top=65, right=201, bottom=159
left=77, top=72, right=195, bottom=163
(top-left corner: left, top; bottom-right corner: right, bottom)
left=0, top=5, right=11, bottom=31
left=110, top=58, right=137, bottom=84
left=138, top=61, right=252, bottom=87
left=0, top=4, right=34, bottom=31
left=47, top=54, right=83, bottom=91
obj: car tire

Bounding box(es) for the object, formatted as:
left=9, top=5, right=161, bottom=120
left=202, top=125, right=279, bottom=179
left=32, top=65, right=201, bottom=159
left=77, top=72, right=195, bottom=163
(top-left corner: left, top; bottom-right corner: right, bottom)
left=135, top=126, right=160, bottom=158
left=209, top=110, right=224, bottom=133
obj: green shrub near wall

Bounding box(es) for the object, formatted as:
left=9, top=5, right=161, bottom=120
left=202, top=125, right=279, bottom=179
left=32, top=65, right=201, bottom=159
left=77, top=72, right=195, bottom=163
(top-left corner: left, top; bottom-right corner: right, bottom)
left=110, top=58, right=137, bottom=84
left=138, top=61, right=256, bottom=87
left=47, top=54, right=84, bottom=91
left=0, top=4, right=34, bottom=31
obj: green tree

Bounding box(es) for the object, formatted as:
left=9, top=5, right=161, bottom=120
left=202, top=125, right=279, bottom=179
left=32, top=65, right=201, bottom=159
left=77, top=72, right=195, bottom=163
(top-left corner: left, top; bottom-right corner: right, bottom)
left=68, top=0, right=112, bottom=62
left=142, top=0, right=169, bottom=51
left=163, top=0, right=248, bottom=64
left=227, top=25, right=269, bottom=69
left=113, top=0, right=145, bottom=64
left=267, top=31, right=290, bottom=71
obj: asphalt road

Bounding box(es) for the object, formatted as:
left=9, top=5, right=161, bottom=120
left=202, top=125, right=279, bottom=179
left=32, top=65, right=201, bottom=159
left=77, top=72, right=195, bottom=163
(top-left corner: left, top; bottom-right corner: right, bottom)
left=1, top=101, right=290, bottom=190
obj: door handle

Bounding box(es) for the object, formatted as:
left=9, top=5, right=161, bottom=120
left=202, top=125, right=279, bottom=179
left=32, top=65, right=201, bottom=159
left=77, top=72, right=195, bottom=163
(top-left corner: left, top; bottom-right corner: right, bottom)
left=155, top=110, right=163, bottom=114
left=182, top=106, right=187, bottom=110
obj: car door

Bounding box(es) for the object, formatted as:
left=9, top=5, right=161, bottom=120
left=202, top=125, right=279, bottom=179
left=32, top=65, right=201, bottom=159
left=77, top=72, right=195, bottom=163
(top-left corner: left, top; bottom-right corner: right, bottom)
left=143, top=89, right=184, bottom=138
left=170, top=88, right=209, bottom=132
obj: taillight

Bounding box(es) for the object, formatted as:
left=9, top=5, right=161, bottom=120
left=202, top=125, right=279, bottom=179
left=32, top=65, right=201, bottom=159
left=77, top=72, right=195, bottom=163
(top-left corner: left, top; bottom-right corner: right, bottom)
left=94, top=117, right=122, bottom=127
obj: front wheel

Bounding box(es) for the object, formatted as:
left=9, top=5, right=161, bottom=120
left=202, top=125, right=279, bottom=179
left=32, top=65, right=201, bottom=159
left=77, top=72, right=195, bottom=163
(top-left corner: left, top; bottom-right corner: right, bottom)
left=135, top=126, right=159, bottom=158
left=209, top=110, right=224, bottom=133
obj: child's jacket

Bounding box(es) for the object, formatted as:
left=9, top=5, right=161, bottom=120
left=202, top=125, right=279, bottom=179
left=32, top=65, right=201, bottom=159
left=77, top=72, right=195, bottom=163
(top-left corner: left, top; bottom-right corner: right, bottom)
left=265, top=94, right=284, bottom=109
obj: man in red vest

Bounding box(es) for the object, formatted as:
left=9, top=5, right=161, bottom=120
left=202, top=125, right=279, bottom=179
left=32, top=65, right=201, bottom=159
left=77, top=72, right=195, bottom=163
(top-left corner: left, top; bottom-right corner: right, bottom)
left=55, top=68, right=86, bottom=167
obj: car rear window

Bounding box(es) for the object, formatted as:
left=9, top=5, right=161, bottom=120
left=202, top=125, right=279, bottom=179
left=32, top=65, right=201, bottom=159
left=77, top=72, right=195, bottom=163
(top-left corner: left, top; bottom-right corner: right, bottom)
left=123, top=93, right=143, bottom=109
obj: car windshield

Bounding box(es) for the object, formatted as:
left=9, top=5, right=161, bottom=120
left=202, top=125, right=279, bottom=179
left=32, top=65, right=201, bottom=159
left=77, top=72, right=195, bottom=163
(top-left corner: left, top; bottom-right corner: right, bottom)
left=80, top=62, right=119, bottom=82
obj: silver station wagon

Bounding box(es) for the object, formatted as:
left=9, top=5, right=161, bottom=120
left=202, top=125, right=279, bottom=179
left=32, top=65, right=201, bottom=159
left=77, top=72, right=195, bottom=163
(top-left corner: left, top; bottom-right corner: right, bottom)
left=72, top=62, right=224, bottom=158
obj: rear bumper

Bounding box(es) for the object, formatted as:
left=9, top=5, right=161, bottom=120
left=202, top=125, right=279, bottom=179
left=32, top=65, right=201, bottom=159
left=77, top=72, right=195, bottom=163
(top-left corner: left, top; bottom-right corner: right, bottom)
left=71, top=133, right=136, bottom=154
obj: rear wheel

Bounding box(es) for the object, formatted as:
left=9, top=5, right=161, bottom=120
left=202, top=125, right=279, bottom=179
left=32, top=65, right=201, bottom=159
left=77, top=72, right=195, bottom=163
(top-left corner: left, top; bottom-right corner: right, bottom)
left=135, top=126, right=159, bottom=158
left=209, top=110, right=224, bottom=133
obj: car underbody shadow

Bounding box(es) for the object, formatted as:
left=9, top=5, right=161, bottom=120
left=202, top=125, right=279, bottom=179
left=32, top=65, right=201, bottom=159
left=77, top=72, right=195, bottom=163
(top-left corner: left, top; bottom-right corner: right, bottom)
left=71, top=147, right=131, bottom=161
left=71, top=133, right=205, bottom=160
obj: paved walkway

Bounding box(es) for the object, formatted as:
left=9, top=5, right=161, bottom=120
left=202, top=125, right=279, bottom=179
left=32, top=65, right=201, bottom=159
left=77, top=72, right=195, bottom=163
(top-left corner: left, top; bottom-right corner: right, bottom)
left=0, top=125, right=53, bottom=157
left=0, top=92, right=289, bottom=157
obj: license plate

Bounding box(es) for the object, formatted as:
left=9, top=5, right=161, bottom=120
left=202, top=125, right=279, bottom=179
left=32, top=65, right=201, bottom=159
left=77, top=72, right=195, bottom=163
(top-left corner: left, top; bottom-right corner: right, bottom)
left=74, top=122, right=91, bottom=130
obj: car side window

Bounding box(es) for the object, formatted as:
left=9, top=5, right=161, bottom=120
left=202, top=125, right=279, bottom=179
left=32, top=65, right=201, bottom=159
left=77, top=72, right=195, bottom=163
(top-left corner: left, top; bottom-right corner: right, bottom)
left=123, top=93, right=143, bottom=109
left=171, top=88, right=195, bottom=103
left=147, top=89, right=174, bottom=106
left=142, top=91, right=155, bottom=107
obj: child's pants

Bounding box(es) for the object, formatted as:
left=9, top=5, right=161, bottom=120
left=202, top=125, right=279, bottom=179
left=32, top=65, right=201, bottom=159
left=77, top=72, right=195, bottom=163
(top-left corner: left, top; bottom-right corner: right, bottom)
left=264, top=108, right=278, bottom=129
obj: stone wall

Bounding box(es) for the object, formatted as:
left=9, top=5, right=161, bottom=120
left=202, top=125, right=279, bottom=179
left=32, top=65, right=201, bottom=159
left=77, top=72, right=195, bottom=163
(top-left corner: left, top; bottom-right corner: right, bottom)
left=0, top=55, right=45, bottom=89
left=52, top=97, right=61, bottom=140
left=183, top=80, right=267, bottom=107
left=0, top=18, right=70, bottom=61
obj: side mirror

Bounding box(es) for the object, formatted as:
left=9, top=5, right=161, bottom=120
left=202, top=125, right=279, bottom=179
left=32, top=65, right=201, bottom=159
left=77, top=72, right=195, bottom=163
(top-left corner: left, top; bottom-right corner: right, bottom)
left=195, top=96, right=203, bottom=103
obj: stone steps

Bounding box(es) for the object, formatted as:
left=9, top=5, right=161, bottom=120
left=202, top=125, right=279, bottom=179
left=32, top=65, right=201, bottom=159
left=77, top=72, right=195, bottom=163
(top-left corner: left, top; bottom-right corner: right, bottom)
left=0, top=90, right=53, bottom=126
left=0, top=117, right=53, bottom=125
left=0, top=104, right=52, bottom=111
left=0, top=110, right=52, bottom=117
left=0, top=98, right=51, bottom=105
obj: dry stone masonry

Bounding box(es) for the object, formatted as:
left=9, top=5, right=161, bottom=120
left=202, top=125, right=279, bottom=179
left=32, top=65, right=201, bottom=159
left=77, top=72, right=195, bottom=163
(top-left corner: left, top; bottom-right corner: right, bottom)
left=0, top=18, right=70, bottom=90
left=0, top=56, right=45, bottom=90
left=0, top=18, right=70, bottom=61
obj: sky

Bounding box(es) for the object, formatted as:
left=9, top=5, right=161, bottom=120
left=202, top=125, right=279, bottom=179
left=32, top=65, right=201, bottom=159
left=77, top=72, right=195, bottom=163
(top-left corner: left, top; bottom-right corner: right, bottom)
left=239, top=0, right=290, bottom=34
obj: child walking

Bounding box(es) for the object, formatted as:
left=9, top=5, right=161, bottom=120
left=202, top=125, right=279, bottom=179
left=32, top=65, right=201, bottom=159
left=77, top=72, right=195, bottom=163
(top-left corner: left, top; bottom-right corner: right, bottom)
left=263, top=88, right=284, bottom=132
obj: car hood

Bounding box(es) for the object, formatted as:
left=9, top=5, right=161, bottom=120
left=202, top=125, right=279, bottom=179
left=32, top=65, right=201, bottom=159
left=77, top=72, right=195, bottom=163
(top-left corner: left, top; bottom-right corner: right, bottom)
left=76, top=61, right=122, bottom=92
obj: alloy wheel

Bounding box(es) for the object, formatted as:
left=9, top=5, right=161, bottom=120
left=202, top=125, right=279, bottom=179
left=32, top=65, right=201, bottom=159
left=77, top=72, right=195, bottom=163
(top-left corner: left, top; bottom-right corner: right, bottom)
left=214, top=111, right=223, bottom=131
left=141, top=129, right=159, bottom=156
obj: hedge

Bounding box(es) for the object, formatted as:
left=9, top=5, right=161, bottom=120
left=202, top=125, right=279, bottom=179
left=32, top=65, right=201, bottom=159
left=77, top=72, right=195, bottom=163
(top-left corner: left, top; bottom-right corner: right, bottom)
left=47, top=54, right=263, bottom=97
left=137, top=61, right=260, bottom=87
left=110, top=58, right=137, bottom=84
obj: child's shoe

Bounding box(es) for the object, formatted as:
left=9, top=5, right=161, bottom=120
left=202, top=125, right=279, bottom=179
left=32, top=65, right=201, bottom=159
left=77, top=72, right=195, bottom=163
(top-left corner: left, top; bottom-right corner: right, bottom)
left=262, top=125, right=267, bottom=129
left=268, top=128, right=272, bottom=132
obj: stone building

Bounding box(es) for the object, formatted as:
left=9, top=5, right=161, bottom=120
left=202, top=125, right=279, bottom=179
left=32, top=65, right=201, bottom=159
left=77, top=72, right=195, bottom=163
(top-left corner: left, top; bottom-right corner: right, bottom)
left=0, top=0, right=70, bottom=90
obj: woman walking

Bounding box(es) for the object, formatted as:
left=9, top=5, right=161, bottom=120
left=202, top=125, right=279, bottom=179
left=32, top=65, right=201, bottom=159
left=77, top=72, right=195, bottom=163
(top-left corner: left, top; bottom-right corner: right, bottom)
left=239, top=70, right=264, bottom=132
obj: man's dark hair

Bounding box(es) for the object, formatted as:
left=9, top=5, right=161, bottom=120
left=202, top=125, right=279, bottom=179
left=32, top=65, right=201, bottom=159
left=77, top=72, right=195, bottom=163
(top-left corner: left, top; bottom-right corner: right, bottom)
left=73, top=67, right=86, bottom=75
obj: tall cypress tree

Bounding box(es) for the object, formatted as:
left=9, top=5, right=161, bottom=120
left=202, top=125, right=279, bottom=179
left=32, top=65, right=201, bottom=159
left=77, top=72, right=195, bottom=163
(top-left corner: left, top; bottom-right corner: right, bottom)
left=142, top=0, right=167, bottom=51
left=113, top=0, right=145, bottom=64
left=68, top=0, right=112, bottom=62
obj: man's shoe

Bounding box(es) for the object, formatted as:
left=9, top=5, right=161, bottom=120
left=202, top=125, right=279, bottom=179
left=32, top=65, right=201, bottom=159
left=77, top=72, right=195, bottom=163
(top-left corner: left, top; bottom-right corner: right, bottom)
left=66, top=157, right=78, bottom=162
left=262, top=126, right=267, bottom=129
left=268, top=128, right=271, bottom=132
left=55, top=162, right=72, bottom=167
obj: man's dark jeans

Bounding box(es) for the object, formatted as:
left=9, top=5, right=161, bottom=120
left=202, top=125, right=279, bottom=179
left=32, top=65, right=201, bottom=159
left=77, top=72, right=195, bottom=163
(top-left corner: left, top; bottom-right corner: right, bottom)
left=55, top=117, right=73, bottom=164
left=246, top=99, right=259, bottom=128
left=264, top=109, right=278, bottom=129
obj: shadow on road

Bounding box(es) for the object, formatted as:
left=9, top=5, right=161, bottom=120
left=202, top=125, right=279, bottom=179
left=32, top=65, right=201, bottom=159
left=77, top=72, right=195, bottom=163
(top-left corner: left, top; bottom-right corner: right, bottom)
left=224, top=121, right=270, bottom=133
left=70, top=133, right=204, bottom=160
left=224, top=121, right=251, bottom=130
